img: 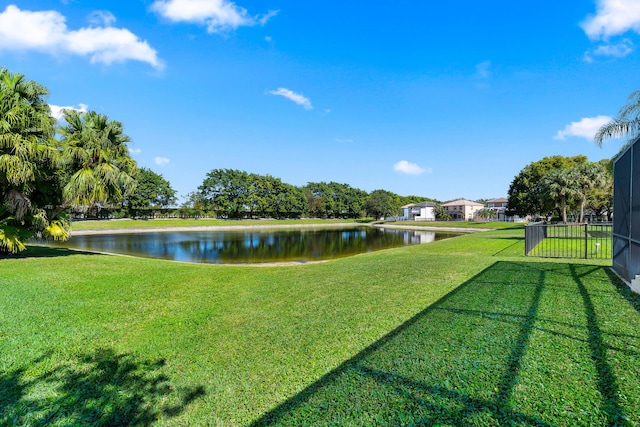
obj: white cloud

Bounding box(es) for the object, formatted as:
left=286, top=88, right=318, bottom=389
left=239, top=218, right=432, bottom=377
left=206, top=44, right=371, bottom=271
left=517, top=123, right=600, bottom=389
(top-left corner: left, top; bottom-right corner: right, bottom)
left=475, top=61, right=491, bottom=79
left=154, top=157, right=170, bottom=165
left=150, top=0, right=277, bottom=33
left=258, top=9, right=279, bottom=26
left=553, top=115, right=613, bottom=140
left=49, top=103, right=88, bottom=120
left=129, top=147, right=142, bottom=154
left=393, top=160, right=430, bottom=176
left=584, top=39, right=633, bottom=62
left=335, top=138, right=353, bottom=143
left=268, top=88, right=313, bottom=110
left=87, top=10, right=116, bottom=27
left=582, top=0, right=640, bottom=39
left=0, top=5, right=162, bottom=69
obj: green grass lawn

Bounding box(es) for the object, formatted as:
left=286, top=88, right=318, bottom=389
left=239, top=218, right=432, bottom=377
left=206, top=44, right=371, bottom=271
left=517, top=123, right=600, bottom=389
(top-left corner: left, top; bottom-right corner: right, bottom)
left=388, top=220, right=525, bottom=230
left=2, top=226, right=639, bottom=426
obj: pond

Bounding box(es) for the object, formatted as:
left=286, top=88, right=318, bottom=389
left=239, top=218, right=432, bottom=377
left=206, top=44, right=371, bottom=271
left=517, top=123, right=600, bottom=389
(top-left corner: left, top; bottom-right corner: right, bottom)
left=49, top=227, right=461, bottom=264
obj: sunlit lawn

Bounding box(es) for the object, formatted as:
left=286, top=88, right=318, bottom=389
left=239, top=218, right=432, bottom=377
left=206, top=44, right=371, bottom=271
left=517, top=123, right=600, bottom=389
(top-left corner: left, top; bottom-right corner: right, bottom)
left=1, top=226, right=639, bottom=426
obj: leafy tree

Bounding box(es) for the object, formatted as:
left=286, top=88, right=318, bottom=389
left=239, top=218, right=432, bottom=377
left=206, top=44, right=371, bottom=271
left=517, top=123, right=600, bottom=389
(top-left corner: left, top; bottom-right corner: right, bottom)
left=246, top=174, right=305, bottom=218
left=587, top=159, right=613, bottom=221
left=399, top=195, right=439, bottom=207
left=302, top=187, right=325, bottom=218
left=507, top=155, right=587, bottom=217
left=364, top=189, right=400, bottom=219
left=303, top=182, right=367, bottom=218
left=198, top=169, right=251, bottom=218
left=266, top=179, right=305, bottom=218
left=126, top=168, right=177, bottom=214
left=0, top=69, right=67, bottom=253
left=179, top=191, right=207, bottom=218
left=433, top=204, right=450, bottom=221
left=595, top=89, right=640, bottom=146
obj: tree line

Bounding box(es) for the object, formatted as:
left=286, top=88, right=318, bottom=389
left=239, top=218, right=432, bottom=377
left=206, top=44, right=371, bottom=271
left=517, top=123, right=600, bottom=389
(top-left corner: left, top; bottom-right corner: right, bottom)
left=180, top=169, right=435, bottom=220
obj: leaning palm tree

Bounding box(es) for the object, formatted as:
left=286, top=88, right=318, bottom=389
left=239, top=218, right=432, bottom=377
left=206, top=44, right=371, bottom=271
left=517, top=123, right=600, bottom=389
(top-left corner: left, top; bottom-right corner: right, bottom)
left=0, top=68, right=69, bottom=253
left=59, top=110, right=138, bottom=212
left=594, top=89, right=640, bottom=146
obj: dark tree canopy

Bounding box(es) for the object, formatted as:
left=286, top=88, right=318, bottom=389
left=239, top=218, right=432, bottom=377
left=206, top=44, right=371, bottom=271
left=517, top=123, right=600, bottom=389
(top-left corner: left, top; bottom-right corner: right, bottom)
left=507, top=155, right=587, bottom=217
left=365, top=189, right=401, bottom=219
left=198, top=169, right=306, bottom=219
left=303, top=182, right=368, bottom=218
left=126, top=168, right=177, bottom=212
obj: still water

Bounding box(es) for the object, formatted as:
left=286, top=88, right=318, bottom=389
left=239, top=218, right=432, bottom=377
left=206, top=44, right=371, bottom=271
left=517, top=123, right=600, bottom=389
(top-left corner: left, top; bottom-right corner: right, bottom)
left=51, top=227, right=460, bottom=264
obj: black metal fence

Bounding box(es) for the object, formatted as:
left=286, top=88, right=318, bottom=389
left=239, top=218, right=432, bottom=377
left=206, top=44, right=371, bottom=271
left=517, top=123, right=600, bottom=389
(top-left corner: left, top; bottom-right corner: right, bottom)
left=612, top=136, right=640, bottom=283
left=525, top=222, right=612, bottom=259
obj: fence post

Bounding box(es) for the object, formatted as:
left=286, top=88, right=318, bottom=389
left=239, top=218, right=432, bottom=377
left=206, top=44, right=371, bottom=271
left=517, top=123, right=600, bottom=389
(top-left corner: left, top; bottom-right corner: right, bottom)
left=584, top=223, right=588, bottom=259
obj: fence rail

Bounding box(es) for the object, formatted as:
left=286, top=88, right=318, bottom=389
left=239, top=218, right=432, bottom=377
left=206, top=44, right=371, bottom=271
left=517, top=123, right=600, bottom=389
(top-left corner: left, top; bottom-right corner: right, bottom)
left=525, top=222, right=612, bottom=259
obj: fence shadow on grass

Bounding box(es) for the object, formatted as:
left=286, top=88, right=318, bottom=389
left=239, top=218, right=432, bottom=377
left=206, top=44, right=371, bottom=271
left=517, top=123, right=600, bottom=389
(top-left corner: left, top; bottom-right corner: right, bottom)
left=251, top=261, right=637, bottom=426
left=0, top=348, right=205, bottom=426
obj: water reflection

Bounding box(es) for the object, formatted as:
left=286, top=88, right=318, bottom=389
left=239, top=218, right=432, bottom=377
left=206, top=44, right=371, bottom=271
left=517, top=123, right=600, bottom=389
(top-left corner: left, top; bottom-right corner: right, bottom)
left=50, top=227, right=460, bottom=264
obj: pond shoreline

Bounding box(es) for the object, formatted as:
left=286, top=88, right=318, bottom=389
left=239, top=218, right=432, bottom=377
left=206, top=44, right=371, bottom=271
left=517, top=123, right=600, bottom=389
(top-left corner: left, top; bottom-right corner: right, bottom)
left=70, top=222, right=491, bottom=236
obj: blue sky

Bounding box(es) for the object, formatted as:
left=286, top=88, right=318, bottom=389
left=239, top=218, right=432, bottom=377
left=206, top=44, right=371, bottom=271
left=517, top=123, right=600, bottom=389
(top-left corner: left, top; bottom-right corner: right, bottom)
left=1, top=0, right=639, bottom=202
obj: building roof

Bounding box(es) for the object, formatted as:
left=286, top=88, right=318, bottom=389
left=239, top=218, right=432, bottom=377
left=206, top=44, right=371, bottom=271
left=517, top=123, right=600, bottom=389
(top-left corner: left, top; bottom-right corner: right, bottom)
left=441, top=199, right=484, bottom=207
left=486, top=197, right=508, bottom=203
left=413, top=201, right=436, bottom=207
left=402, top=201, right=437, bottom=208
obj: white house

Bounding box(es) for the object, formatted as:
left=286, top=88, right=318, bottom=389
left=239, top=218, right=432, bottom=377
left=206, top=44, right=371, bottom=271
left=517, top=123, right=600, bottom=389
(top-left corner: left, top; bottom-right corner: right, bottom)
left=486, top=197, right=508, bottom=221
left=401, top=201, right=436, bottom=221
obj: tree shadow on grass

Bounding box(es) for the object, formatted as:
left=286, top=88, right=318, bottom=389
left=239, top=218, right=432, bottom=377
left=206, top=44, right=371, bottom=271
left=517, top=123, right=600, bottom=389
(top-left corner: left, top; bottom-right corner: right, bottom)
left=0, top=348, right=205, bottom=426
left=1, top=245, right=100, bottom=259
left=251, top=261, right=638, bottom=426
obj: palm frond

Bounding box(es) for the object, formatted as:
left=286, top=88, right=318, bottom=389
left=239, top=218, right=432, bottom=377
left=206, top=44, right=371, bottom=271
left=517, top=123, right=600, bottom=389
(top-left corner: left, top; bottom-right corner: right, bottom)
left=42, top=219, right=71, bottom=241
left=0, top=225, right=29, bottom=254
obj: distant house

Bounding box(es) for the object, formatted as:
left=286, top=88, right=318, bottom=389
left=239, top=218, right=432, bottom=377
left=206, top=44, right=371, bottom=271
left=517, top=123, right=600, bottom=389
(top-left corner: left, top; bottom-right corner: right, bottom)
left=401, top=201, right=436, bottom=221
left=441, top=199, right=484, bottom=221
left=486, top=197, right=508, bottom=221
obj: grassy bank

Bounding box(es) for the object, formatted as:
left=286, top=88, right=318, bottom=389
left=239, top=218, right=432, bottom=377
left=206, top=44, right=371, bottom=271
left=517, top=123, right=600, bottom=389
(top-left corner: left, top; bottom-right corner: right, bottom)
left=2, top=228, right=639, bottom=426
left=387, top=220, right=524, bottom=230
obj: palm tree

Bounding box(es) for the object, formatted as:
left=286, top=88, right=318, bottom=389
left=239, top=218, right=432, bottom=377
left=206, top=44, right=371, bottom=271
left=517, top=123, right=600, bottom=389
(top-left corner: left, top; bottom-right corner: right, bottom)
left=476, top=208, right=495, bottom=222
left=541, top=168, right=580, bottom=223
left=0, top=69, right=68, bottom=253
left=572, top=162, right=605, bottom=222
left=594, top=89, right=640, bottom=146
left=59, top=110, right=138, bottom=211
